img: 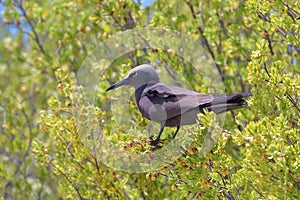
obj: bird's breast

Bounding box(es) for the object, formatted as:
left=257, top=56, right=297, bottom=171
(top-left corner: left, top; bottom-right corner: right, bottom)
left=138, top=96, right=168, bottom=123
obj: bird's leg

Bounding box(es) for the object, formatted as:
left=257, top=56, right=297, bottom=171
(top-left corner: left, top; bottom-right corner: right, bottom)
left=150, top=125, right=164, bottom=145
left=172, top=126, right=180, bottom=139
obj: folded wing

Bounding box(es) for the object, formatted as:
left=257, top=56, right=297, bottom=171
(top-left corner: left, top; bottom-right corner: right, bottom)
left=140, top=83, right=251, bottom=119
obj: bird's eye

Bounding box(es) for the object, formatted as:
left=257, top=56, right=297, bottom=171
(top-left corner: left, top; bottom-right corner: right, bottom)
left=131, top=72, right=137, bottom=77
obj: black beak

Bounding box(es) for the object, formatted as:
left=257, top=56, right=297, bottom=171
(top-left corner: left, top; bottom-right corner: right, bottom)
left=106, top=83, right=117, bottom=92
left=106, top=79, right=129, bottom=92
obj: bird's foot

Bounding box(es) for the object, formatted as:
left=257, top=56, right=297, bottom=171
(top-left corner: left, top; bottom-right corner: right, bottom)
left=149, top=138, right=159, bottom=146
left=149, top=136, right=161, bottom=146
left=149, top=143, right=162, bottom=149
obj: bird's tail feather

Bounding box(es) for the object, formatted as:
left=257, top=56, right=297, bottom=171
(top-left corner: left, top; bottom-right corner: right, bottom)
left=213, top=92, right=251, bottom=103
left=207, top=102, right=247, bottom=114
left=204, top=92, right=251, bottom=114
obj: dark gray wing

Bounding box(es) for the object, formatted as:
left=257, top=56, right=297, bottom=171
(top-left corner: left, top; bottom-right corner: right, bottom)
left=141, top=83, right=251, bottom=117
left=141, top=83, right=214, bottom=119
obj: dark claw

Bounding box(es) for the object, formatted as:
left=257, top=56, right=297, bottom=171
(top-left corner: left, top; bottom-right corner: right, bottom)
left=149, top=137, right=160, bottom=145
left=148, top=124, right=165, bottom=145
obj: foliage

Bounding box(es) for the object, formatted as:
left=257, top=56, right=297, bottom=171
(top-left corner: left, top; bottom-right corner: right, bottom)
left=0, top=0, right=299, bottom=199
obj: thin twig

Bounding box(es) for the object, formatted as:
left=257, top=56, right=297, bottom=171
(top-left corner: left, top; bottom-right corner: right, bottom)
left=285, top=92, right=300, bottom=113
left=264, top=30, right=274, bottom=55
left=248, top=181, right=264, bottom=198
left=184, top=0, right=224, bottom=82
left=49, top=162, right=84, bottom=200
left=14, top=0, right=46, bottom=55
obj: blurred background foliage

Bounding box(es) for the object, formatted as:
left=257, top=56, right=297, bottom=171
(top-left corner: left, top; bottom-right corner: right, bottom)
left=0, top=0, right=299, bottom=199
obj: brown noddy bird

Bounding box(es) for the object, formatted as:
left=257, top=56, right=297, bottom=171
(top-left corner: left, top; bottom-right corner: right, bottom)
left=106, top=64, right=251, bottom=145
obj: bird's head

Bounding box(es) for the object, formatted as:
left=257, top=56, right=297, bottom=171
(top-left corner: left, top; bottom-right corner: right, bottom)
left=106, top=64, right=160, bottom=92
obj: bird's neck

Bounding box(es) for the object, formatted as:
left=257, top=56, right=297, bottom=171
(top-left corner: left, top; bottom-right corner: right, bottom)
left=135, top=84, right=148, bottom=103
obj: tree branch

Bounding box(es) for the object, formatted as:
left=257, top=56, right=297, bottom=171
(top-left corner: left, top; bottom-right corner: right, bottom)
left=49, top=162, right=84, bottom=200
left=13, top=0, right=46, bottom=55
left=184, top=0, right=224, bottom=82
left=248, top=181, right=264, bottom=198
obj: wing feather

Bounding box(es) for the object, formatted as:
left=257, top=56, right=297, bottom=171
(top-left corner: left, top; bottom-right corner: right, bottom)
left=141, top=83, right=214, bottom=119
